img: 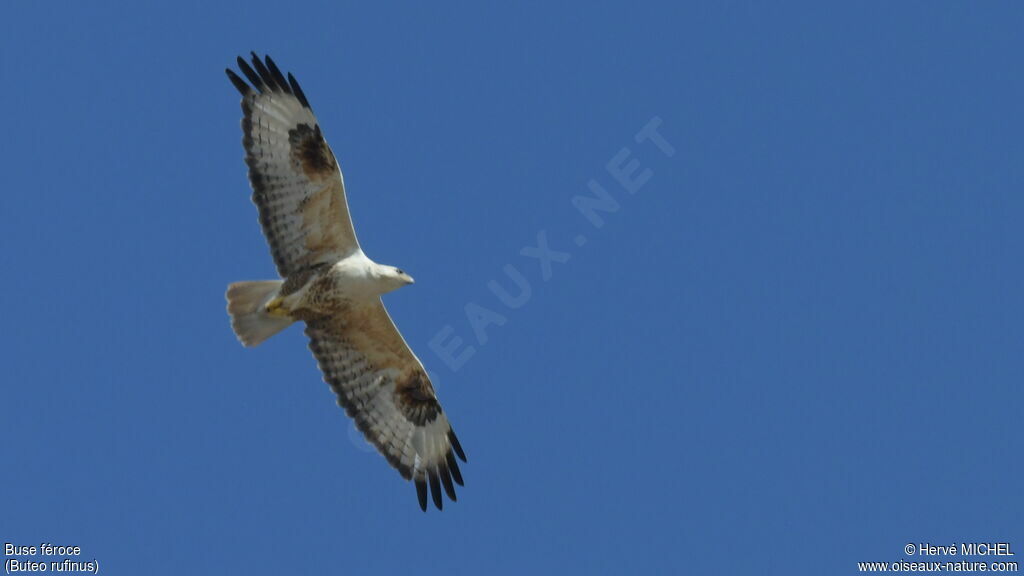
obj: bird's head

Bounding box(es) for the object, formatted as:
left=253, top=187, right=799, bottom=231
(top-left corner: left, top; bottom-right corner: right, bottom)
left=377, top=265, right=415, bottom=293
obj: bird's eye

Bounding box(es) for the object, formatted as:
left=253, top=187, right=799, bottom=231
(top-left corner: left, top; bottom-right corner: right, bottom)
left=396, top=269, right=405, bottom=275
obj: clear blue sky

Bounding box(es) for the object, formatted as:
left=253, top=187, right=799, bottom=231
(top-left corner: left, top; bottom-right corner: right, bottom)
left=3, top=2, right=1022, bottom=574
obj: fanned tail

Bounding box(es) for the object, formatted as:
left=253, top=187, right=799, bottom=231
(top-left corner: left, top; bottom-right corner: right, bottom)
left=226, top=280, right=293, bottom=346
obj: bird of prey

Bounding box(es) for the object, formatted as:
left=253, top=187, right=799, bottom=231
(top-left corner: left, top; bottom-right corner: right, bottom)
left=224, top=53, right=465, bottom=511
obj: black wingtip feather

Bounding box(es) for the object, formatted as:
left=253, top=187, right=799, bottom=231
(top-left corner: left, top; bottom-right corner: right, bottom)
left=448, top=430, right=467, bottom=462
left=236, top=56, right=264, bottom=92
left=287, top=72, right=311, bottom=109
left=225, top=69, right=250, bottom=95
left=440, top=464, right=457, bottom=502
left=428, top=469, right=443, bottom=510
left=415, top=478, right=428, bottom=512
left=249, top=52, right=278, bottom=91
left=264, top=56, right=292, bottom=95
left=446, top=451, right=464, bottom=486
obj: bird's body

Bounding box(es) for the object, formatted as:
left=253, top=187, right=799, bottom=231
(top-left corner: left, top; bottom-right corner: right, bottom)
left=275, top=252, right=411, bottom=320
left=224, top=53, right=465, bottom=511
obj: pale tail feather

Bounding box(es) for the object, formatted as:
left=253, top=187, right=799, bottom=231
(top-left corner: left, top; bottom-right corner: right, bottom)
left=226, top=280, right=293, bottom=347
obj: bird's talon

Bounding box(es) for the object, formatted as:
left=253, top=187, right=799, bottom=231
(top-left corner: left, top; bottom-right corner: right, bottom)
left=265, top=297, right=287, bottom=316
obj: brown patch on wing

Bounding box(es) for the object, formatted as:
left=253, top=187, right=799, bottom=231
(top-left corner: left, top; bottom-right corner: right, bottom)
left=340, top=302, right=423, bottom=366
left=300, top=179, right=349, bottom=256
left=289, top=124, right=336, bottom=181
left=395, top=370, right=442, bottom=426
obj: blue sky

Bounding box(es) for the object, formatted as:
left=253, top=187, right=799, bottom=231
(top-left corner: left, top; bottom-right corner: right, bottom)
left=2, top=2, right=1022, bottom=574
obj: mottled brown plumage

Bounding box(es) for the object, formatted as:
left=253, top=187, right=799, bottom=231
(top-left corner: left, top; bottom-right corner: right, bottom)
left=225, top=53, right=466, bottom=512
left=395, top=371, right=443, bottom=426
left=289, top=124, right=336, bottom=180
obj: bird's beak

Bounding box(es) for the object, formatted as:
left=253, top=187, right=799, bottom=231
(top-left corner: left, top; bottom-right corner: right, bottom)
left=406, top=275, right=415, bottom=285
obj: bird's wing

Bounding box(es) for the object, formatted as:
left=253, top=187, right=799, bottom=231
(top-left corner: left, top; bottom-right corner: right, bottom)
left=227, top=53, right=359, bottom=278
left=305, top=299, right=467, bottom=511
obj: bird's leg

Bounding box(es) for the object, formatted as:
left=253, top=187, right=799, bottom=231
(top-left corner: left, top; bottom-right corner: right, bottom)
left=264, top=297, right=290, bottom=317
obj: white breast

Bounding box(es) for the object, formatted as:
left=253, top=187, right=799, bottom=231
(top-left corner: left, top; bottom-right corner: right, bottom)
left=330, top=251, right=386, bottom=301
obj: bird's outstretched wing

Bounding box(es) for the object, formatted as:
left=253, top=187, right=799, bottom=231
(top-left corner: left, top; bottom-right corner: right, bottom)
left=227, top=53, right=359, bottom=277
left=305, top=300, right=467, bottom=511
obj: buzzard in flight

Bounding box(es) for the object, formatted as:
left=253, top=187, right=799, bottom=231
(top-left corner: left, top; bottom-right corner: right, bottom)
left=224, top=53, right=466, bottom=511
